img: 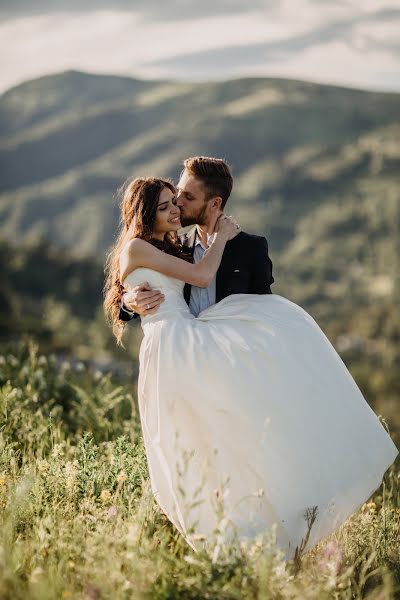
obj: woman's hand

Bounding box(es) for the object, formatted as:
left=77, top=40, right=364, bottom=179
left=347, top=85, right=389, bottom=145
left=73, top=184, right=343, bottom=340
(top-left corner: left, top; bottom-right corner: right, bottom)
left=123, top=282, right=165, bottom=315
left=215, top=214, right=241, bottom=240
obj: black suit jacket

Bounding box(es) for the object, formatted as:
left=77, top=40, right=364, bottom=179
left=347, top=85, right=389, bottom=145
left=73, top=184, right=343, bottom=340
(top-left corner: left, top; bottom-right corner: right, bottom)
left=181, top=227, right=274, bottom=304
left=118, top=227, right=274, bottom=321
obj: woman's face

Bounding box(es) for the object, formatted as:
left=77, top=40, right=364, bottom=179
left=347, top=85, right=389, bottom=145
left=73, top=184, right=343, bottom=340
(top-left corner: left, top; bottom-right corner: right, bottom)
left=152, top=186, right=181, bottom=239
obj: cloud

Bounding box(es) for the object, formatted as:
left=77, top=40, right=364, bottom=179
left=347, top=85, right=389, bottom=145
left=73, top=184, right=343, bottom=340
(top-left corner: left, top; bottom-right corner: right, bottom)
left=0, top=0, right=272, bottom=22
left=1, top=2, right=399, bottom=94
left=2, top=0, right=396, bottom=23
left=147, top=7, right=400, bottom=68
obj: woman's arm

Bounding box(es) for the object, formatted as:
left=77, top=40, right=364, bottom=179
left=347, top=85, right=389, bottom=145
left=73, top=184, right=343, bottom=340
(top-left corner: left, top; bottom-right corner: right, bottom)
left=120, top=218, right=240, bottom=287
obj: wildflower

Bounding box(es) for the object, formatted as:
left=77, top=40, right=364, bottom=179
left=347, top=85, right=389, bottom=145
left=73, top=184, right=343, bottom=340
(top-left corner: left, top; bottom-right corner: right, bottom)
left=29, top=566, right=44, bottom=583
left=362, top=501, right=377, bottom=513
left=107, top=505, right=118, bottom=519
left=9, top=355, right=18, bottom=367
left=64, top=460, right=79, bottom=491
left=36, top=459, right=50, bottom=474
left=273, top=561, right=287, bottom=578
left=100, top=489, right=112, bottom=504
left=0, top=475, right=7, bottom=487
left=51, top=444, right=64, bottom=459
left=93, top=369, right=103, bottom=381
left=65, top=460, right=78, bottom=476
left=318, top=540, right=344, bottom=576
left=117, top=471, right=127, bottom=484
left=123, top=580, right=133, bottom=591
left=184, top=555, right=202, bottom=565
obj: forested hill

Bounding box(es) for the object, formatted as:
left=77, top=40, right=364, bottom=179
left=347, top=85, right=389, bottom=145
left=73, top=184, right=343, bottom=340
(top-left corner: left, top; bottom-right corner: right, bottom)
left=0, top=69, right=398, bottom=261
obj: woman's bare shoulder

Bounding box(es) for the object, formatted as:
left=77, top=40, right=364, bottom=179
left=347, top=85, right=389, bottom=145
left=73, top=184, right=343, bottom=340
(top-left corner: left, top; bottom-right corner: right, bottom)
left=122, top=238, right=155, bottom=259
left=125, top=237, right=148, bottom=251
left=120, top=239, right=153, bottom=282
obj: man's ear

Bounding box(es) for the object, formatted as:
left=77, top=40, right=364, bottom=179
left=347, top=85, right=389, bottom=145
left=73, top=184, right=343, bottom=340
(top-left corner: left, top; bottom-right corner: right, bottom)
left=211, top=196, right=223, bottom=210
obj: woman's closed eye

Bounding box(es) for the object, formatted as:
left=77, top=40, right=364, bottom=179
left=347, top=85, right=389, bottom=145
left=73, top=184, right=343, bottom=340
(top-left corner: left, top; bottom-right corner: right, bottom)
left=159, top=197, right=177, bottom=211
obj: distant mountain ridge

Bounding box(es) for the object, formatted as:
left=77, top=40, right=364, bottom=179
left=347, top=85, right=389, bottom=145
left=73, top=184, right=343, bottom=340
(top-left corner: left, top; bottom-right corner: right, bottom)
left=0, top=70, right=399, bottom=309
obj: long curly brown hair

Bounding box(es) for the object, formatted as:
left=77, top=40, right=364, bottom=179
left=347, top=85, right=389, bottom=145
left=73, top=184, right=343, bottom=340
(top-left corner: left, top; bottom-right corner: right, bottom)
left=103, top=176, right=188, bottom=346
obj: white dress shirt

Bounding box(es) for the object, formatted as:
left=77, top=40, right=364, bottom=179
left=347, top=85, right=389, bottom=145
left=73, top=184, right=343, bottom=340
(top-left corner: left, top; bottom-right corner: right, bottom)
left=188, top=233, right=217, bottom=317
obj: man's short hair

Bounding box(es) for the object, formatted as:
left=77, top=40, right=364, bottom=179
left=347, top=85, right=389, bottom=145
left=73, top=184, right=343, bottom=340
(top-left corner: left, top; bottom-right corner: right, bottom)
left=183, top=156, right=233, bottom=208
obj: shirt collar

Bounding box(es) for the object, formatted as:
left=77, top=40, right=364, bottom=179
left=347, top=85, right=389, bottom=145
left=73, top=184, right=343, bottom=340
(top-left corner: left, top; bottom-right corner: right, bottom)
left=195, top=230, right=215, bottom=249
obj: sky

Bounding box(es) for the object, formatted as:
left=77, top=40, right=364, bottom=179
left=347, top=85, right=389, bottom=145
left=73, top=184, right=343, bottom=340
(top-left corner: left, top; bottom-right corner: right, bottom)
left=1, top=0, right=400, bottom=94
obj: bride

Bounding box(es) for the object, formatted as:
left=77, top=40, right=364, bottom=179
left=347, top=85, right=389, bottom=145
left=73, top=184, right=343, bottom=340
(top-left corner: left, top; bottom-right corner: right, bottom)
left=103, top=176, right=398, bottom=561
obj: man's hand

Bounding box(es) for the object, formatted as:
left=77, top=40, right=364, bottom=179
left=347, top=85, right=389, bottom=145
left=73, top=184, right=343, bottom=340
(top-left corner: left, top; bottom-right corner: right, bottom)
left=123, top=282, right=165, bottom=316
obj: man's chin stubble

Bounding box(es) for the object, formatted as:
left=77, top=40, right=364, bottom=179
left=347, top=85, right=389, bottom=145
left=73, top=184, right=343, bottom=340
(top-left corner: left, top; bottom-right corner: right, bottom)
left=180, top=210, right=208, bottom=228
left=180, top=216, right=199, bottom=227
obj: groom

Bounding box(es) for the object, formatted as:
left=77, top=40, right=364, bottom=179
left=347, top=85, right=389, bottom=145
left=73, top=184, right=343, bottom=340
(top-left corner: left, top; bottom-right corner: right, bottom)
left=119, top=156, right=274, bottom=320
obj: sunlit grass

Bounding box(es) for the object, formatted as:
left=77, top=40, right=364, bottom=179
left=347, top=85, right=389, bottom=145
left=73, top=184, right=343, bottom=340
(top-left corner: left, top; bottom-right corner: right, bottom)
left=0, top=341, right=399, bottom=599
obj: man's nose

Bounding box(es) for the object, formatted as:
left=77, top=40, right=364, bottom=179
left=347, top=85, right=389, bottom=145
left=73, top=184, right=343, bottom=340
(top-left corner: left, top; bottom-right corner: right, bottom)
left=176, top=195, right=184, bottom=207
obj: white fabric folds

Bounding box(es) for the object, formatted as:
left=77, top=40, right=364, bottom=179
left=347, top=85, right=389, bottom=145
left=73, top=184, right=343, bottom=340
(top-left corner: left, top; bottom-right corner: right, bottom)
left=124, top=267, right=399, bottom=560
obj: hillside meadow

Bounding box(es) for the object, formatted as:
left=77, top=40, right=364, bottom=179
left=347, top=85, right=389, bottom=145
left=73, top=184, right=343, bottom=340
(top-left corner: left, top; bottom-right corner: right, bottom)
left=0, top=341, right=399, bottom=599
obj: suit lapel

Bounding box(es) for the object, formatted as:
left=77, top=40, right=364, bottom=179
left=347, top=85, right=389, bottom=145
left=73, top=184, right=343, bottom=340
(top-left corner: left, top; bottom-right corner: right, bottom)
left=180, top=228, right=240, bottom=304
left=216, top=236, right=237, bottom=302
left=180, top=227, right=197, bottom=305
left=181, top=226, right=197, bottom=252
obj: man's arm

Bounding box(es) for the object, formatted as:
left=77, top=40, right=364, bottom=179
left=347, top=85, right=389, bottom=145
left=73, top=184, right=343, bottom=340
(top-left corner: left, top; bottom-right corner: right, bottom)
left=118, top=283, right=165, bottom=322
left=119, top=297, right=139, bottom=322
left=250, top=236, right=274, bottom=294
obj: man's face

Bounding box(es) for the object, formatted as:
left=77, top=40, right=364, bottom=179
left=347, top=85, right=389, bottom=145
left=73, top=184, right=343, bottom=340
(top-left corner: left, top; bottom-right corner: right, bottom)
left=176, top=170, right=211, bottom=227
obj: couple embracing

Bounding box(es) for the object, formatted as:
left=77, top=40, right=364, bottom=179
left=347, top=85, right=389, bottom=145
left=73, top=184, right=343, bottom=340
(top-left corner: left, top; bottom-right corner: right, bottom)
left=103, top=156, right=398, bottom=560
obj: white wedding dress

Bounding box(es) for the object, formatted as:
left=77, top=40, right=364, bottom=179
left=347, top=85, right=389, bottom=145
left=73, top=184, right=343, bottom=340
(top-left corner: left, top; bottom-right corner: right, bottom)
left=124, top=267, right=398, bottom=560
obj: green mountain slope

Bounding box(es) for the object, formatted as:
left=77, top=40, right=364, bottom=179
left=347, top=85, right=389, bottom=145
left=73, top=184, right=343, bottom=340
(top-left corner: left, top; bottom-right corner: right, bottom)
left=1, top=69, right=399, bottom=309
left=1, top=71, right=399, bottom=257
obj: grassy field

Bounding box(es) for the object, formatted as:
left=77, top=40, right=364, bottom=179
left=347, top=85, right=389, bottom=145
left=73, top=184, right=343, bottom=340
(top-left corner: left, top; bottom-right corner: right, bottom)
left=0, top=340, right=399, bottom=599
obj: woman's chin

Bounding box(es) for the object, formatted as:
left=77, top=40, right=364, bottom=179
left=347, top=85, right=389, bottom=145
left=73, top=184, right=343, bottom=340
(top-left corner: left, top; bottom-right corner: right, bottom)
left=168, top=223, right=181, bottom=232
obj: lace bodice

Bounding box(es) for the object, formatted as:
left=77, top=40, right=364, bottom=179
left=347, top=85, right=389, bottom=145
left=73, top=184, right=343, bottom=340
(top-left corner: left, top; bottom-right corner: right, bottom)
left=123, top=267, right=191, bottom=325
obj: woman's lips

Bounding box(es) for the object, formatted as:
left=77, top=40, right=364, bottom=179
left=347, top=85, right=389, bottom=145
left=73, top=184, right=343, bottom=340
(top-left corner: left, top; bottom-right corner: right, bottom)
left=169, top=216, right=181, bottom=224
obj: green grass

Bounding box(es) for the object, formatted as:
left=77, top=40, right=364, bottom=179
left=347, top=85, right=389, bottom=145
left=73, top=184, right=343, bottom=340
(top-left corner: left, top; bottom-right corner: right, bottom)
left=0, top=340, right=399, bottom=599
